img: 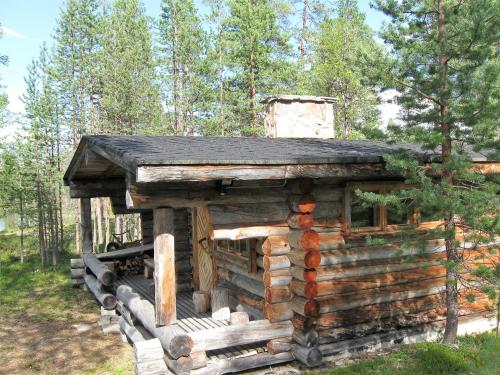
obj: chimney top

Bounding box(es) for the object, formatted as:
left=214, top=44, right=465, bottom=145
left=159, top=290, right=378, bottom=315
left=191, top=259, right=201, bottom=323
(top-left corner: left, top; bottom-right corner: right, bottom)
left=261, top=95, right=336, bottom=105
left=262, top=95, right=335, bottom=139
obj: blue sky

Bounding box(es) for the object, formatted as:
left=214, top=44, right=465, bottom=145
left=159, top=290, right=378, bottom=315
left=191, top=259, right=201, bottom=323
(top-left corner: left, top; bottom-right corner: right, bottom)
left=0, top=0, right=387, bottom=114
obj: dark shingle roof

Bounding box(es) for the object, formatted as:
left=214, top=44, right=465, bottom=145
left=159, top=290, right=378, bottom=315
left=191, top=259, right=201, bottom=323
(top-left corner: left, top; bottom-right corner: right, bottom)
left=81, top=135, right=492, bottom=168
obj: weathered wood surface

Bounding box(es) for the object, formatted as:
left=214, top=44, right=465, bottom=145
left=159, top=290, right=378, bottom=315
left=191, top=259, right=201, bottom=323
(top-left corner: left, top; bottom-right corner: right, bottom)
left=135, top=359, right=171, bottom=375
left=154, top=207, right=176, bottom=326
left=230, top=311, right=250, bottom=325
left=70, top=258, right=84, bottom=268
left=287, top=213, right=313, bottom=229
left=82, top=253, right=116, bottom=286
left=70, top=178, right=125, bottom=198
left=212, top=225, right=289, bottom=240
left=190, top=351, right=208, bottom=370
left=211, top=287, right=230, bottom=321
left=116, top=284, right=192, bottom=358
left=229, top=296, right=264, bottom=321
left=70, top=268, right=85, bottom=279
left=265, top=286, right=292, bottom=303
left=267, top=338, right=293, bottom=354
left=83, top=273, right=116, bottom=310
left=81, top=197, right=93, bottom=253
left=260, top=236, right=290, bottom=255
left=292, top=344, right=322, bottom=367
left=192, top=291, right=210, bottom=313
left=190, top=351, right=294, bottom=375
left=134, top=338, right=165, bottom=363
left=290, top=266, right=446, bottom=298
left=264, top=302, right=294, bottom=322
left=95, top=244, right=154, bottom=260
left=188, top=319, right=294, bottom=352
left=136, top=163, right=394, bottom=183
left=119, top=316, right=144, bottom=344
left=293, top=329, right=319, bottom=347
left=164, top=354, right=193, bottom=375
left=263, top=269, right=292, bottom=287
left=291, top=298, right=320, bottom=317
left=288, top=230, right=320, bottom=251
left=217, top=268, right=265, bottom=298
left=262, top=255, right=291, bottom=271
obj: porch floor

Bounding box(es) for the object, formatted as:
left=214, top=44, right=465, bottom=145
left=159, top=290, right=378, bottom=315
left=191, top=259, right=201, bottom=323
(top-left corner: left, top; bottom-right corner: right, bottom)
left=115, top=275, right=267, bottom=360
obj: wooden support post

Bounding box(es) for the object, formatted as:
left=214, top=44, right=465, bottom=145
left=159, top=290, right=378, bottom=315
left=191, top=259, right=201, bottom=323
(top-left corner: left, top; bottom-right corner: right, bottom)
left=81, top=198, right=93, bottom=253
left=211, top=287, right=230, bottom=320
left=154, top=207, right=176, bottom=326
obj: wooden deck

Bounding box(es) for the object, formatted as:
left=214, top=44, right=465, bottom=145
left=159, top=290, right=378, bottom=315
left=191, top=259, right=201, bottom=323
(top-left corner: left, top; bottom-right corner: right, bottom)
left=116, top=275, right=267, bottom=360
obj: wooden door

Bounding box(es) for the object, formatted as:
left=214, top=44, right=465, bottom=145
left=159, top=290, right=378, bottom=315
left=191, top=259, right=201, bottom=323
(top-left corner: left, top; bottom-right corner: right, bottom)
left=192, top=207, right=216, bottom=292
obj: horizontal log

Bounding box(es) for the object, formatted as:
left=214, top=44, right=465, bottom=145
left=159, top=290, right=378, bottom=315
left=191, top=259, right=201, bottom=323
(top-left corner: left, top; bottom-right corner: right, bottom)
left=70, top=268, right=85, bottom=279
left=116, top=300, right=137, bottom=326
left=267, top=338, right=293, bottom=354
left=135, top=338, right=165, bottom=363
left=69, top=178, right=125, bottom=198
left=288, top=179, right=314, bottom=194
left=316, top=278, right=446, bottom=313
left=190, top=351, right=208, bottom=370
left=190, top=351, right=294, bottom=375
left=229, top=296, right=264, bottom=320
left=136, top=163, right=395, bottom=183
left=260, top=236, right=290, bottom=256
left=188, top=320, right=294, bottom=352
left=83, top=273, right=117, bottom=310
left=265, top=286, right=292, bottom=303
left=263, top=269, right=292, bottom=287
left=223, top=283, right=264, bottom=310
left=118, top=316, right=145, bottom=344
left=215, top=256, right=263, bottom=283
left=316, top=232, right=345, bottom=250
left=95, top=244, right=154, bottom=260
left=264, top=302, right=294, bottom=322
left=289, top=194, right=316, bottom=213
left=288, top=230, right=320, bottom=251
left=116, top=284, right=192, bottom=358
left=212, top=225, right=290, bottom=240
left=213, top=248, right=248, bottom=269
left=218, top=268, right=265, bottom=298
left=70, top=258, right=84, bottom=268
left=310, top=294, right=445, bottom=330
left=290, top=252, right=446, bottom=282
left=263, top=255, right=291, bottom=271
left=292, top=266, right=446, bottom=298
left=71, top=279, right=84, bottom=287
left=83, top=253, right=116, bottom=286
left=292, top=344, right=322, bottom=367
left=135, top=359, right=170, bottom=375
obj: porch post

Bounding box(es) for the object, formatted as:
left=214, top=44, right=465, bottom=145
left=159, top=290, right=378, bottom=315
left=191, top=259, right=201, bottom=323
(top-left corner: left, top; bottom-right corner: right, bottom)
left=154, top=207, right=176, bottom=325
left=80, top=198, right=93, bottom=253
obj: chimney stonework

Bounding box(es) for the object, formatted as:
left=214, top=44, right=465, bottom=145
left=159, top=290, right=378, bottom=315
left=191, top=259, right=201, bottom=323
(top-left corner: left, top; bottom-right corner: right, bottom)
left=262, top=95, right=335, bottom=138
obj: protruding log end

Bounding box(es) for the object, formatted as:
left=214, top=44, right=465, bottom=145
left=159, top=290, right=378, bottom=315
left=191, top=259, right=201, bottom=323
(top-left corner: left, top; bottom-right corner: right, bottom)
left=304, top=299, right=320, bottom=317
left=301, top=230, right=320, bottom=251
left=304, top=251, right=321, bottom=269
left=289, top=194, right=316, bottom=213
left=102, top=295, right=118, bottom=310
left=292, top=345, right=323, bottom=367
left=288, top=213, right=314, bottom=229
left=304, top=281, right=319, bottom=299
left=303, top=268, right=317, bottom=283
left=169, top=335, right=194, bottom=358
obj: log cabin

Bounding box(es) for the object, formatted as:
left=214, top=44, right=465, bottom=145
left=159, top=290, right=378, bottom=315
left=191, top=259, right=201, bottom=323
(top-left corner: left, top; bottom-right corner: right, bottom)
left=64, top=96, right=499, bottom=374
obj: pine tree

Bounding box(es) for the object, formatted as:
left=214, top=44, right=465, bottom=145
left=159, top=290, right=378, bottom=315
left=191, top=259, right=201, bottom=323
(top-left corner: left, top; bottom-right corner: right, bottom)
left=159, top=0, right=208, bottom=135
left=307, top=0, right=383, bottom=139
left=374, top=0, right=500, bottom=343
left=224, top=0, right=294, bottom=135
left=99, top=0, right=162, bottom=135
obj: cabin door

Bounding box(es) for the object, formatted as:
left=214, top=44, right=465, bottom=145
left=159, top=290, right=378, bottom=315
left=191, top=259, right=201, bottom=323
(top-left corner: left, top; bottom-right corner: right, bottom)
left=192, top=207, right=216, bottom=292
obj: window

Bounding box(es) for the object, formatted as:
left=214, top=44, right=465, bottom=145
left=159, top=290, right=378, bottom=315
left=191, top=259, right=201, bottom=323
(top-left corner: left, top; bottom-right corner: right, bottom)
left=344, top=183, right=441, bottom=233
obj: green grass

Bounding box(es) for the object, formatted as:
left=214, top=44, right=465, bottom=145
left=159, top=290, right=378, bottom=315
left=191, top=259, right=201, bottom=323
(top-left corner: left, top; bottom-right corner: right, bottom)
left=309, top=333, right=500, bottom=375
left=0, top=229, right=95, bottom=321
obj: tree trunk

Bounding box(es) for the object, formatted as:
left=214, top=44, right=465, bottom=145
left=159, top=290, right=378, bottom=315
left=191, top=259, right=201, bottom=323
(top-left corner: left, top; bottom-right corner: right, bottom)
left=299, top=0, right=308, bottom=75
left=19, top=194, right=24, bottom=264
left=249, top=50, right=257, bottom=129
left=437, top=0, right=458, bottom=344
left=97, top=198, right=103, bottom=251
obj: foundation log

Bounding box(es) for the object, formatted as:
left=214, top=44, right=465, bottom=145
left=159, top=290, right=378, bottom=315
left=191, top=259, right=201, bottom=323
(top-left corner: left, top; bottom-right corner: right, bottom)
left=83, top=273, right=116, bottom=310
left=293, top=329, right=319, bottom=347
left=267, top=338, right=293, bottom=354
left=164, top=354, right=193, bottom=375
left=82, top=253, right=116, bottom=286
left=190, top=351, right=208, bottom=370
left=292, top=345, right=322, bottom=367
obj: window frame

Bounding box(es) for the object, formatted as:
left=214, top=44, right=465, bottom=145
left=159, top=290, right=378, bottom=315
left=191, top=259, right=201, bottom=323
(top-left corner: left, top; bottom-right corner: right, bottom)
left=343, top=182, right=439, bottom=234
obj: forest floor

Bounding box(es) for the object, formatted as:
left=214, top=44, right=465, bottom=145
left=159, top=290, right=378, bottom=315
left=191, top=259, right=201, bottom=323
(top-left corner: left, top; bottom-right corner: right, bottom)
left=0, top=230, right=498, bottom=375
left=0, top=231, right=133, bottom=375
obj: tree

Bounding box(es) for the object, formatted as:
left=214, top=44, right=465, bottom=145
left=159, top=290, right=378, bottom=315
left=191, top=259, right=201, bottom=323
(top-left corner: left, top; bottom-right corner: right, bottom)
left=224, top=0, right=294, bottom=134
left=307, top=0, right=383, bottom=139
left=159, top=0, right=209, bottom=135
left=0, top=22, right=9, bottom=127
left=374, top=0, right=499, bottom=343
left=99, top=0, right=162, bottom=135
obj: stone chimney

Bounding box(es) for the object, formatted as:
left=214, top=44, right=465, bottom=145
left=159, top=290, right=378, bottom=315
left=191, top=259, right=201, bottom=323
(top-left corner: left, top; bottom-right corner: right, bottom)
left=262, top=95, right=335, bottom=138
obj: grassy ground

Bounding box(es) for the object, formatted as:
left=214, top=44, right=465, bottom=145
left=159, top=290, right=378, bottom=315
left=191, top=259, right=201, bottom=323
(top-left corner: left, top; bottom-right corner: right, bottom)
left=0, top=230, right=498, bottom=375
left=308, top=333, right=499, bottom=375
left=0, top=230, right=134, bottom=375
